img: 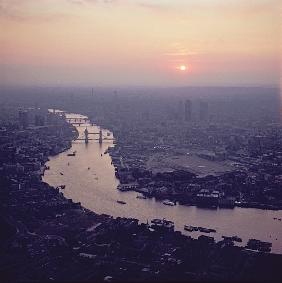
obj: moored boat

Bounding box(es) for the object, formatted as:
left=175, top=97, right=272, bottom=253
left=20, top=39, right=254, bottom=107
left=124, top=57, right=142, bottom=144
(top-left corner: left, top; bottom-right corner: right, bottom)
left=198, top=227, right=216, bottom=233
left=163, top=200, right=176, bottom=206
left=231, top=236, right=242, bottom=242
left=150, top=218, right=174, bottom=231
left=184, top=225, right=194, bottom=232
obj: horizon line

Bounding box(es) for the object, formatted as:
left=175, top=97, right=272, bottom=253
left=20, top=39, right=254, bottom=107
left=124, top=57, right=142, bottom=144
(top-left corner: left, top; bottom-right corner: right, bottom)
left=0, top=83, right=280, bottom=89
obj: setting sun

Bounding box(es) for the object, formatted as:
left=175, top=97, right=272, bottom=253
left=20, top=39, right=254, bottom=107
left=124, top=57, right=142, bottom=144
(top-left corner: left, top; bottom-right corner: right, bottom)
left=179, top=65, right=187, bottom=71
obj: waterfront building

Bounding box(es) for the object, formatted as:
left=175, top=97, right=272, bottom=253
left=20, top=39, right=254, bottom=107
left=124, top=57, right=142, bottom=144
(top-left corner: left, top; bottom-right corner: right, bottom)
left=196, top=189, right=220, bottom=207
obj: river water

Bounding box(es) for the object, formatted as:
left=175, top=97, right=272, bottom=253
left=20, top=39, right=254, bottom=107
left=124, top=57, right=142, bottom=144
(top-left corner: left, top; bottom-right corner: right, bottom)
left=43, top=113, right=282, bottom=254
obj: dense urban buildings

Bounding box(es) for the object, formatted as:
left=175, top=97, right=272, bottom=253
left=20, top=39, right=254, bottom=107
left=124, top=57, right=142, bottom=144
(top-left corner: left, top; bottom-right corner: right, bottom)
left=0, top=87, right=281, bottom=282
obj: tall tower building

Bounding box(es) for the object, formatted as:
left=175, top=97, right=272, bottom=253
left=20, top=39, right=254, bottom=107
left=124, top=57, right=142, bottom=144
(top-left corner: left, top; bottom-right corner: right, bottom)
left=184, top=99, right=192, bottom=122
left=199, top=101, right=209, bottom=121
left=18, top=109, right=30, bottom=129
left=176, top=100, right=183, bottom=121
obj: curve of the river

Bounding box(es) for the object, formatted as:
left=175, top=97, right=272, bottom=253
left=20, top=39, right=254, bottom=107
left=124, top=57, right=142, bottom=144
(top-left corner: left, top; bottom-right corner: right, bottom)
left=43, top=112, right=282, bottom=254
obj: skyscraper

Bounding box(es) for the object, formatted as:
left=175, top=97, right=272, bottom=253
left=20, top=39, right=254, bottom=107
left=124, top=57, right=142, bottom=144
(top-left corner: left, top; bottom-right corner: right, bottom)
left=199, top=101, right=209, bottom=121
left=18, top=109, right=30, bottom=129
left=184, top=99, right=192, bottom=122
left=176, top=100, right=183, bottom=121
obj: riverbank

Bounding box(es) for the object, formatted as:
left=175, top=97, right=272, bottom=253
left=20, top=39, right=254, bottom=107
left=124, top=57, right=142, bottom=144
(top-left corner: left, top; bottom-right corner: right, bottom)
left=100, top=126, right=282, bottom=211
left=1, top=110, right=282, bottom=282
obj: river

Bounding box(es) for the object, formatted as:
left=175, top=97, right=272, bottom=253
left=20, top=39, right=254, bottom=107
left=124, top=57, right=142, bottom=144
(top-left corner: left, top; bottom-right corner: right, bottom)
left=43, top=112, right=282, bottom=254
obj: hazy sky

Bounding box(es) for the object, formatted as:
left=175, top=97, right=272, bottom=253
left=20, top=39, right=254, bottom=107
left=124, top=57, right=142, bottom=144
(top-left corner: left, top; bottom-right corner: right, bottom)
left=0, top=0, right=281, bottom=87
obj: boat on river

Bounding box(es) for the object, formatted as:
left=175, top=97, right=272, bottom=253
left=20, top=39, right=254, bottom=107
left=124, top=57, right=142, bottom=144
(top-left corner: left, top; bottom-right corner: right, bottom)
left=184, top=225, right=194, bottom=232
left=222, top=235, right=242, bottom=242
left=117, top=200, right=126, bottom=205
left=163, top=200, right=176, bottom=206
left=151, top=218, right=174, bottom=231
left=67, top=151, right=76, bottom=157
left=198, top=227, right=216, bottom=233
left=246, top=239, right=272, bottom=252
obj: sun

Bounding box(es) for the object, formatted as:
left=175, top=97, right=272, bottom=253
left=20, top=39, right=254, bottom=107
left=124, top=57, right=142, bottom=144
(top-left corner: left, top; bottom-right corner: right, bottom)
left=179, top=65, right=187, bottom=71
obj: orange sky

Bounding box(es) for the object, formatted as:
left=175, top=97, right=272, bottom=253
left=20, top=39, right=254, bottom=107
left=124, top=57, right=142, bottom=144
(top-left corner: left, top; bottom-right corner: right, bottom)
left=0, top=0, right=281, bottom=86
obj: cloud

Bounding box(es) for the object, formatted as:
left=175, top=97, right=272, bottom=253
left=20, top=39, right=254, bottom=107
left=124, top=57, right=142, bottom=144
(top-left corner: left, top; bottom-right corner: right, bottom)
left=164, top=51, right=198, bottom=56
left=0, top=0, right=30, bottom=20
left=0, top=0, right=69, bottom=22
left=137, top=2, right=166, bottom=10
left=68, top=0, right=118, bottom=4
left=0, top=0, right=119, bottom=22
left=68, top=0, right=84, bottom=5
left=136, top=0, right=281, bottom=16
left=163, top=42, right=198, bottom=58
